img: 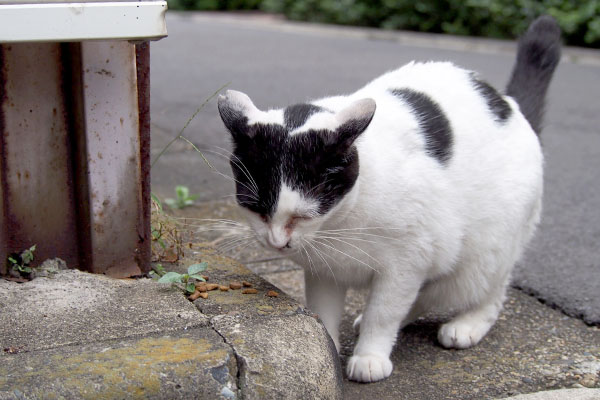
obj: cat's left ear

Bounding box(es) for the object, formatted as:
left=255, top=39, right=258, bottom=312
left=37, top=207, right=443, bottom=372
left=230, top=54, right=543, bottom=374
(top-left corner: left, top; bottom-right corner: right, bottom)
left=333, top=98, right=376, bottom=148
left=218, top=90, right=260, bottom=138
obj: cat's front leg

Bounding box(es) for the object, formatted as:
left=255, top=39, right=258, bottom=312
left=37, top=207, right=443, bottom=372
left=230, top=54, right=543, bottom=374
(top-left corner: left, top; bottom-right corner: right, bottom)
left=347, top=271, right=422, bottom=382
left=304, top=271, right=346, bottom=351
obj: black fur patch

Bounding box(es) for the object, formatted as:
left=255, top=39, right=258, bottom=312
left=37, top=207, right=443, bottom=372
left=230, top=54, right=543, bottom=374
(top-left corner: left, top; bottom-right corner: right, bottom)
left=283, top=131, right=360, bottom=214
left=470, top=74, right=512, bottom=122
left=390, top=88, right=453, bottom=165
left=230, top=124, right=362, bottom=217
left=505, top=15, right=561, bottom=135
left=229, top=124, right=286, bottom=217
left=284, top=104, right=324, bottom=130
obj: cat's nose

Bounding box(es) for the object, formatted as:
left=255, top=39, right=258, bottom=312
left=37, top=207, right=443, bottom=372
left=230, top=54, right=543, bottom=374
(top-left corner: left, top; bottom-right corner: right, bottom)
left=267, top=231, right=290, bottom=249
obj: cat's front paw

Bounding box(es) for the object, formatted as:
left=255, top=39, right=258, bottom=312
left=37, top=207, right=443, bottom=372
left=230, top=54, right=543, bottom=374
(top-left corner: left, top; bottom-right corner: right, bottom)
left=437, top=319, right=490, bottom=349
left=346, top=353, right=393, bottom=382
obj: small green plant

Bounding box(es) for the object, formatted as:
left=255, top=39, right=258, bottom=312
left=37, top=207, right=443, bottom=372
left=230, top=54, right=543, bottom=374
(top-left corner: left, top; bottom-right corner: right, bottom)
left=165, top=185, right=200, bottom=210
left=150, top=262, right=207, bottom=294
left=8, top=245, right=36, bottom=274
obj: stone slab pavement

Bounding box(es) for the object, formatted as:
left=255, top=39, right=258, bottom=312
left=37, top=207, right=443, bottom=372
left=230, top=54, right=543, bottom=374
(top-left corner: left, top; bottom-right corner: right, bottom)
left=0, top=258, right=341, bottom=399
left=150, top=11, right=600, bottom=325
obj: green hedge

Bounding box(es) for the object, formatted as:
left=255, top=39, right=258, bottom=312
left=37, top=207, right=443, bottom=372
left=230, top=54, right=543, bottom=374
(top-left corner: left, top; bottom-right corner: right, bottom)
left=169, top=0, right=600, bottom=48
left=167, top=0, right=262, bottom=11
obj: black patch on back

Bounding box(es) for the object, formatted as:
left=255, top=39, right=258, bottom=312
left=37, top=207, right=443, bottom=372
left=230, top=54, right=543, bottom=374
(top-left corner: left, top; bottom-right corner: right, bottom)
left=390, top=88, right=453, bottom=165
left=284, top=104, right=324, bottom=130
left=470, top=74, right=512, bottom=122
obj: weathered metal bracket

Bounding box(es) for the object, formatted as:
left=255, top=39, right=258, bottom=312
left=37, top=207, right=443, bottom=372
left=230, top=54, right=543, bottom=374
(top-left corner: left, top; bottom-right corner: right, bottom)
left=0, top=41, right=151, bottom=277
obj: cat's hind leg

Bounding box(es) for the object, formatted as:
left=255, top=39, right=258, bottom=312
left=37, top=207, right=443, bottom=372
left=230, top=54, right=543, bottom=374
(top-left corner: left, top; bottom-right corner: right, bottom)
left=437, top=286, right=506, bottom=349
left=353, top=295, right=428, bottom=333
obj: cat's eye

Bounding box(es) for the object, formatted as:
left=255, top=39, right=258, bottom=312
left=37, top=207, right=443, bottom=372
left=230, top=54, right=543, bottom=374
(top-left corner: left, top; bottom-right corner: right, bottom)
left=291, top=215, right=312, bottom=223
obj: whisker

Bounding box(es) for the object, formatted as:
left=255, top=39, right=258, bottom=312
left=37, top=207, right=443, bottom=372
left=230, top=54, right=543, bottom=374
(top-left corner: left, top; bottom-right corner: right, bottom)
left=217, top=236, right=256, bottom=254
left=317, top=229, right=403, bottom=242
left=221, top=193, right=259, bottom=202
left=304, top=238, right=338, bottom=286
left=313, top=233, right=379, bottom=245
left=316, top=236, right=387, bottom=272
left=169, top=217, right=247, bottom=225
left=212, top=146, right=259, bottom=194
left=311, top=237, right=380, bottom=274
left=300, top=239, right=320, bottom=280
left=226, top=238, right=258, bottom=257
left=204, top=147, right=259, bottom=195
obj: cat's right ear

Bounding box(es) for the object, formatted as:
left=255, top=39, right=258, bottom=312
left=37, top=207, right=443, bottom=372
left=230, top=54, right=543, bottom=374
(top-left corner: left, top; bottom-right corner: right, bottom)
left=218, top=90, right=259, bottom=138
left=333, top=98, right=376, bottom=149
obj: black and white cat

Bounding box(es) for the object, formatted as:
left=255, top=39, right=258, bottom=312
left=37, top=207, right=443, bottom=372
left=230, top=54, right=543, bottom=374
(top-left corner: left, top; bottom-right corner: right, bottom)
left=218, top=16, right=561, bottom=382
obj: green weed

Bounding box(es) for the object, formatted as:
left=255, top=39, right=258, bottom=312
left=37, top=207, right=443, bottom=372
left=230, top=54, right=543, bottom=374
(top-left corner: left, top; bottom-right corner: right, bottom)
left=165, top=185, right=200, bottom=209
left=8, top=245, right=36, bottom=274
left=150, top=262, right=207, bottom=294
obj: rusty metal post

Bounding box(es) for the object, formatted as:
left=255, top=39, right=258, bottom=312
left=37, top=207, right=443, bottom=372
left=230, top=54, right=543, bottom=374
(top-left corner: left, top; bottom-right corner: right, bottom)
left=136, top=42, right=152, bottom=277
left=0, top=42, right=152, bottom=277
left=0, top=43, right=81, bottom=273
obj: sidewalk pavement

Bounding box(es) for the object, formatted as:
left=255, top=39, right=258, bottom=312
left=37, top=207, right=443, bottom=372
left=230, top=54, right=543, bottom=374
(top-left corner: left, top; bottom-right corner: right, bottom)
left=2, top=200, right=597, bottom=399
left=0, top=255, right=341, bottom=399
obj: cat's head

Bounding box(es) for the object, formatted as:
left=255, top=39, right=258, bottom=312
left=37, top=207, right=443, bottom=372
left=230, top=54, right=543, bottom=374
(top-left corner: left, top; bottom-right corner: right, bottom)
left=218, top=90, right=375, bottom=253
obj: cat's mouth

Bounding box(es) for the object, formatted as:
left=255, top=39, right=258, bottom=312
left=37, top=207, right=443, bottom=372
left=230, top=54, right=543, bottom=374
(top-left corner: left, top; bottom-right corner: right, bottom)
left=260, top=238, right=295, bottom=254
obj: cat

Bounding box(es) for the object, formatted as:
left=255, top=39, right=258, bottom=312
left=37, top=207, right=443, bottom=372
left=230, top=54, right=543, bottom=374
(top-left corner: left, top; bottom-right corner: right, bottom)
left=217, top=15, right=561, bottom=382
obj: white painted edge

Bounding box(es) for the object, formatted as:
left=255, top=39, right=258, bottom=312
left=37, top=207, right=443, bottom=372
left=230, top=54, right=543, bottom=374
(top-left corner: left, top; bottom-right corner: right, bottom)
left=0, top=1, right=167, bottom=43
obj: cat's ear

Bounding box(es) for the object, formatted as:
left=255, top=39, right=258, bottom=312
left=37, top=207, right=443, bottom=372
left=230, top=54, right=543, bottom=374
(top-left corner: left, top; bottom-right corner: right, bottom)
left=333, top=98, right=376, bottom=148
left=218, top=90, right=259, bottom=138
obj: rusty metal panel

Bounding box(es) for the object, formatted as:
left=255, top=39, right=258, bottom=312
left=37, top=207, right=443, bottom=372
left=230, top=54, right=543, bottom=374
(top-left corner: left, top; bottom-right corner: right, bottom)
left=0, top=43, right=79, bottom=268
left=80, top=41, right=144, bottom=277
left=0, top=41, right=151, bottom=277
left=135, top=42, right=151, bottom=275
left=0, top=45, right=6, bottom=276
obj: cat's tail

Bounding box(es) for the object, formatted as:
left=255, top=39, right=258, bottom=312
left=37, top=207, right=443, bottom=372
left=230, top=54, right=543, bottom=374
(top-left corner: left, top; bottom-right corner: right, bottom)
left=506, top=15, right=562, bottom=135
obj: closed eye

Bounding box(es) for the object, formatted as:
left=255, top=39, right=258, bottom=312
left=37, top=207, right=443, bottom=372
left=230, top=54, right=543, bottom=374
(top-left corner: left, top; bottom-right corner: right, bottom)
left=290, top=215, right=313, bottom=224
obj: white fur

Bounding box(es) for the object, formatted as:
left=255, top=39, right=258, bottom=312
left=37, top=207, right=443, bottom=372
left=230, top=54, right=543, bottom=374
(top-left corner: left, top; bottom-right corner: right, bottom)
left=220, top=90, right=284, bottom=126
left=239, top=62, right=543, bottom=382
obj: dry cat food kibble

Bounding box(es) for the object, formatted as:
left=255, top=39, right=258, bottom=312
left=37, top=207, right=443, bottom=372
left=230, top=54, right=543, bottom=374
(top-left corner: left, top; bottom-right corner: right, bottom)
left=229, top=282, right=242, bottom=290
left=266, top=290, right=279, bottom=297
left=199, top=292, right=208, bottom=299
left=242, top=288, right=258, bottom=294
left=219, top=285, right=229, bottom=291
left=206, top=283, right=219, bottom=291
left=242, top=281, right=253, bottom=288
left=195, top=283, right=207, bottom=292
left=188, top=291, right=202, bottom=301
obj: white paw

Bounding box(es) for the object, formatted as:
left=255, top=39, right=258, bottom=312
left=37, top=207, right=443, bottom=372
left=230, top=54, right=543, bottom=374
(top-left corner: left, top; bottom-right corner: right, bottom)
left=352, top=313, right=362, bottom=332
left=346, top=353, right=393, bottom=382
left=437, top=319, right=491, bottom=349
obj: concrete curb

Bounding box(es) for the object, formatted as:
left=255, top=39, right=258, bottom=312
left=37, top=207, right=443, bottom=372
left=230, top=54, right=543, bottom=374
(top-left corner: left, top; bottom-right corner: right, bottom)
left=501, top=388, right=600, bottom=399
left=0, top=255, right=342, bottom=399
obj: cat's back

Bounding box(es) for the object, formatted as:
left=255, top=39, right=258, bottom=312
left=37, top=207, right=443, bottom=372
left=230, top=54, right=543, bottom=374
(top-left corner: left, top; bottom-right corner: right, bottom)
left=321, top=60, right=544, bottom=224
left=352, top=61, right=542, bottom=176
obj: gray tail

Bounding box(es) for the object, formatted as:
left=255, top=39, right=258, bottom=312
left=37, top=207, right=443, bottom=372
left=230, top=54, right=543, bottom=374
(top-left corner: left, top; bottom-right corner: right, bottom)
left=506, top=15, right=562, bottom=135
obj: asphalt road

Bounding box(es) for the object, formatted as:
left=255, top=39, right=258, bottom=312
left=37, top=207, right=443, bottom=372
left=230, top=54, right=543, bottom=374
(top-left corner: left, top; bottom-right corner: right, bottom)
left=150, top=12, right=600, bottom=324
